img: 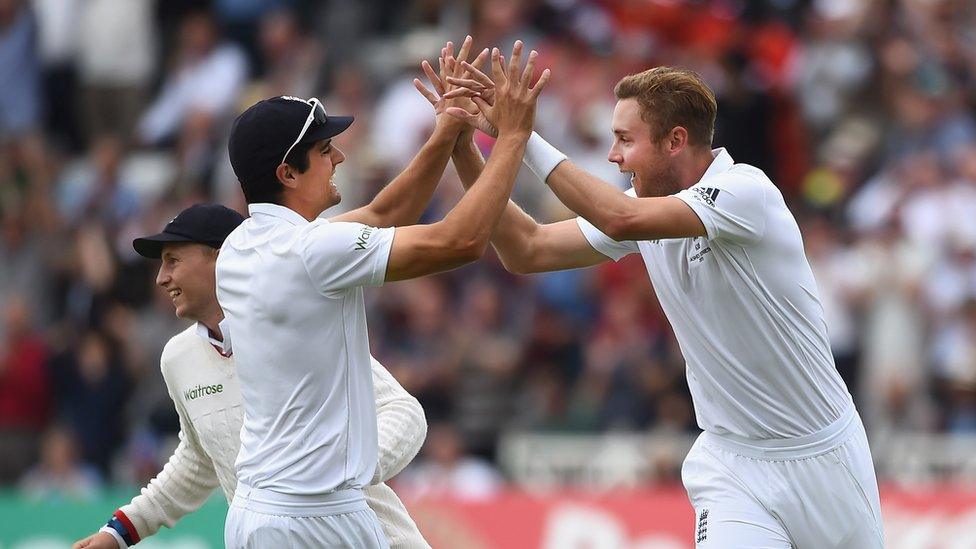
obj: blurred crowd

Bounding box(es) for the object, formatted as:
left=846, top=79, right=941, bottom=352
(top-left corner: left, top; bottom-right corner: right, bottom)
left=2, top=0, right=976, bottom=499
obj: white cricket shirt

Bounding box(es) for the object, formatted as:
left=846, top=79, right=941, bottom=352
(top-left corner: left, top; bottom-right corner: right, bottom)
left=577, top=149, right=853, bottom=439
left=216, top=203, right=394, bottom=495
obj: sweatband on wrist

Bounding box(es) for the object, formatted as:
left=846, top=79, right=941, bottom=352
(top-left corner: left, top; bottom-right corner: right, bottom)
left=106, top=510, right=140, bottom=546
left=99, top=525, right=128, bottom=549
left=523, top=132, right=568, bottom=183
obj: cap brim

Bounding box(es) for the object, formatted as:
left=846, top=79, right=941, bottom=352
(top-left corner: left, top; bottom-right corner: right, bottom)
left=301, top=115, right=355, bottom=145
left=132, top=232, right=197, bottom=259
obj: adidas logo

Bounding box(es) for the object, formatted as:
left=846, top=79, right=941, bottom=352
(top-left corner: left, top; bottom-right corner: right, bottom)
left=696, top=508, right=709, bottom=543
left=693, top=187, right=720, bottom=206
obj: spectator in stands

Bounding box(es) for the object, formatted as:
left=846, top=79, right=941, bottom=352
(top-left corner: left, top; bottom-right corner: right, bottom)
left=18, top=424, right=101, bottom=501
left=49, top=329, right=130, bottom=476
left=0, top=297, right=51, bottom=483
left=399, top=423, right=502, bottom=501
left=137, top=9, right=248, bottom=191
left=77, top=0, right=156, bottom=142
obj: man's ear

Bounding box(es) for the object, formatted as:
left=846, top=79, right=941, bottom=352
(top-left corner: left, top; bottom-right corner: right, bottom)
left=666, top=126, right=689, bottom=155
left=275, top=163, right=299, bottom=189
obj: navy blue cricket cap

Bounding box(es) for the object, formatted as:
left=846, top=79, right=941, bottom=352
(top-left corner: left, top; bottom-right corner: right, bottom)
left=133, top=204, right=245, bottom=259
left=227, top=96, right=354, bottom=187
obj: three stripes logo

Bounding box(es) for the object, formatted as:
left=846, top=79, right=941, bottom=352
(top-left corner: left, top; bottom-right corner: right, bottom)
left=693, top=187, right=721, bottom=207
left=696, top=508, right=709, bottom=543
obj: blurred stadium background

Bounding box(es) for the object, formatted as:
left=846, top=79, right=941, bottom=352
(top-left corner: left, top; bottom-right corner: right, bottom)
left=2, top=0, right=976, bottom=547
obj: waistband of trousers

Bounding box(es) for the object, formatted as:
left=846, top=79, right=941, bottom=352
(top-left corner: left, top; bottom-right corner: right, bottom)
left=702, top=405, right=859, bottom=460
left=232, top=482, right=367, bottom=517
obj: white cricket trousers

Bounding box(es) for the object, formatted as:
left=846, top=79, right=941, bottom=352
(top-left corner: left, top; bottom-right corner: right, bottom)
left=225, top=483, right=390, bottom=548
left=682, top=406, right=885, bottom=548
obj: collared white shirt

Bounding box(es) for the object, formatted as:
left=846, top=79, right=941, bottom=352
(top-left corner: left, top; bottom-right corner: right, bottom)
left=195, top=319, right=232, bottom=356
left=578, top=148, right=853, bottom=439
left=216, top=203, right=394, bottom=495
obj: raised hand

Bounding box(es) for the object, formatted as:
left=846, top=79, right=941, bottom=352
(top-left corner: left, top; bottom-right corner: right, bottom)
left=413, top=36, right=488, bottom=131
left=448, top=41, right=550, bottom=138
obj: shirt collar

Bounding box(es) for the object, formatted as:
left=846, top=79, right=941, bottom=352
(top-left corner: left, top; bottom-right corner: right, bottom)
left=247, top=203, right=309, bottom=226
left=195, top=320, right=233, bottom=356
left=701, top=148, right=734, bottom=181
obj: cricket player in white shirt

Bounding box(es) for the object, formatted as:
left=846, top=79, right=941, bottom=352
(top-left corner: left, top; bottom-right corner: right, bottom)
left=72, top=204, right=430, bottom=549
left=442, top=62, right=884, bottom=547
left=217, top=41, right=549, bottom=547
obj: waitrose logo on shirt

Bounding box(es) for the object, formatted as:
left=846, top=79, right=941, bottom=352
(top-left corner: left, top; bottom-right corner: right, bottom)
left=183, top=383, right=224, bottom=401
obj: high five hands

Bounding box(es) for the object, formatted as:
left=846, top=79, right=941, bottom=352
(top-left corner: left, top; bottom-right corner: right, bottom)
left=415, top=39, right=550, bottom=139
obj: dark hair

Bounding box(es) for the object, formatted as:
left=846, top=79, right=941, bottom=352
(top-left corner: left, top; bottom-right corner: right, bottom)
left=614, top=66, right=717, bottom=148
left=239, top=140, right=314, bottom=205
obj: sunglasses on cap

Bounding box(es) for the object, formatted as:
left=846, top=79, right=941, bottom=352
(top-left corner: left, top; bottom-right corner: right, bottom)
left=280, top=98, right=327, bottom=165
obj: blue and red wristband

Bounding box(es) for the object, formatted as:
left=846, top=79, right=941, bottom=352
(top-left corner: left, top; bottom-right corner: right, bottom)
left=106, top=510, right=141, bottom=546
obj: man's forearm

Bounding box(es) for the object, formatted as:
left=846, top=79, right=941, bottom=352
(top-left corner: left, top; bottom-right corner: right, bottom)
left=453, top=136, right=542, bottom=271
left=364, top=119, right=460, bottom=227
left=443, top=133, right=528, bottom=250
left=113, top=435, right=219, bottom=545
left=544, top=160, right=636, bottom=235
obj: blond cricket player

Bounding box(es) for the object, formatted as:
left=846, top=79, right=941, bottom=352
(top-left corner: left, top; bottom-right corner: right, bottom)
left=72, top=204, right=431, bottom=549
left=436, top=52, right=884, bottom=547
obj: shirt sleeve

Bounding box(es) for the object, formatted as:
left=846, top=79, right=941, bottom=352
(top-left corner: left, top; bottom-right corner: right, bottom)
left=674, top=173, right=768, bottom=245
left=116, top=354, right=220, bottom=540
left=300, top=220, right=395, bottom=295
left=575, top=216, right=640, bottom=262
left=370, top=356, right=427, bottom=484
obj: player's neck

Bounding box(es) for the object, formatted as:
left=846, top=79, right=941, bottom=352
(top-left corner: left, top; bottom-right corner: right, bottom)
left=678, top=147, right=717, bottom=190
left=199, top=308, right=225, bottom=341
left=279, top=197, right=318, bottom=222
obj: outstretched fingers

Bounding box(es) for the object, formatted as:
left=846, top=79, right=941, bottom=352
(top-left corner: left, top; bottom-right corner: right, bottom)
left=470, top=48, right=489, bottom=72
left=421, top=60, right=445, bottom=96
left=413, top=78, right=439, bottom=106
left=521, top=50, right=538, bottom=90
left=459, top=60, right=494, bottom=89
left=454, top=35, right=473, bottom=75
left=490, top=47, right=507, bottom=85
left=507, top=40, right=523, bottom=85
left=445, top=76, right=484, bottom=91
left=529, top=68, right=552, bottom=99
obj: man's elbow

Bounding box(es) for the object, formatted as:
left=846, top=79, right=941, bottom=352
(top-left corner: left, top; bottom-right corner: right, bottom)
left=448, top=236, right=488, bottom=264
left=601, top=215, right=637, bottom=242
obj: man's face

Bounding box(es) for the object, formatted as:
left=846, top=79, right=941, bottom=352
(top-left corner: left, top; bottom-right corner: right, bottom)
left=156, top=242, right=219, bottom=321
left=293, top=139, right=346, bottom=213
left=607, top=98, right=681, bottom=197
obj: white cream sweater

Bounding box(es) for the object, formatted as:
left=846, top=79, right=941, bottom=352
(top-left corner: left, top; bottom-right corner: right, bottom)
left=115, top=324, right=430, bottom=548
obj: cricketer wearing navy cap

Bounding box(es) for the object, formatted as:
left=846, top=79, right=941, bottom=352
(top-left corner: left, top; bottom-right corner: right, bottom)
left=133, top=203, right=246, bottom=259
left=217, top=39, right=551, bottom=548
left=228, top=96, right=354, bottom=204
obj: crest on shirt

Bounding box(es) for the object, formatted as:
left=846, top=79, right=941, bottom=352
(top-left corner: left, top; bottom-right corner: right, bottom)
left=692, top=187, right=721, bottom=207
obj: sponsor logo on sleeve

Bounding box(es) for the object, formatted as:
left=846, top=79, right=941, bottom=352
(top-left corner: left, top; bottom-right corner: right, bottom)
left=692, top=187, right=721, bottom=207
left=355, top=226, right=375, bottom=250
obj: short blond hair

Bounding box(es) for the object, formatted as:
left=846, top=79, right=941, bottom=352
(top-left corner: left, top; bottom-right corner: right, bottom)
left=614, top=67, right=717, bottom=147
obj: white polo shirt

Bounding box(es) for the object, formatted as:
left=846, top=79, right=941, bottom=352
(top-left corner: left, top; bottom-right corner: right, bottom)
left=577, top=149, right=853, bottom=440
left=215, top=203, right=394, bottom=496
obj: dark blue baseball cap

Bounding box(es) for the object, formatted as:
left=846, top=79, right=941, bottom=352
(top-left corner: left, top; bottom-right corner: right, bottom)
left=133, top=204, right=245, bottom=258
left=228, top=96, right=354, bottom=188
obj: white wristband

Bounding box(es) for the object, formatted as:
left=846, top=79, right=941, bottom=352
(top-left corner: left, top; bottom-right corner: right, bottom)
left=99, top=526, right=129, bottom=549
left=523, top=132, right=567, bottom=183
